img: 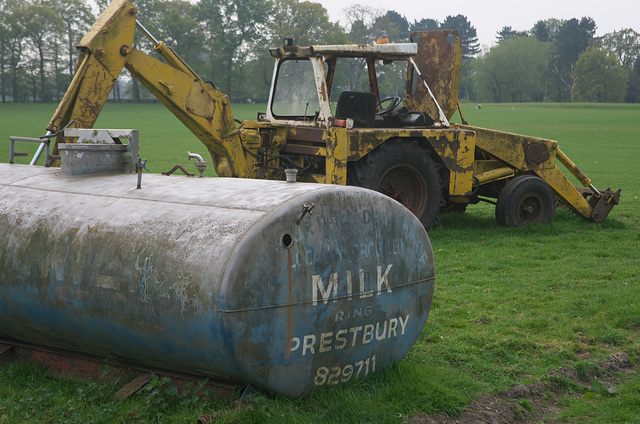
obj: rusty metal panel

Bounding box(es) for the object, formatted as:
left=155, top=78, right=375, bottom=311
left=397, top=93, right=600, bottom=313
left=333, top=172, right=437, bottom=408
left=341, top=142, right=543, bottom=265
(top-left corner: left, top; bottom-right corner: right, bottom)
left=287, top=127, right=326, bottom=143
left=0, top=164, right=434, bottom=396
left=463, top=125, right=558, bottom=171
left=404, top=31, right=462, bottom=122
left=522, top=140, right=551, bottom=166
left=344, top=127, right=475, bottom=161
left=426, top=129, right=476, bottom=196
left=324, top=128, right=348, bottom=185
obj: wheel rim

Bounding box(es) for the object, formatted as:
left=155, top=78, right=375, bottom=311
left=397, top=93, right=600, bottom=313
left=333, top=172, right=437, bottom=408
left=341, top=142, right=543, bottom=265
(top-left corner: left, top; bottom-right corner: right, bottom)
left=377, top=165, right=428, bottom=218
left=516, top=193, right=544, bottom=224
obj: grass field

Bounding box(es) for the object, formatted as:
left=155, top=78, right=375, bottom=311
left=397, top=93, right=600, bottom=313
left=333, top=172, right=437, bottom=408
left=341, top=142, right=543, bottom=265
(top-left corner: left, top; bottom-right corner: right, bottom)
left=1, top=102, right=639, bottom=423
left=0, top=102, right=266, bottom=177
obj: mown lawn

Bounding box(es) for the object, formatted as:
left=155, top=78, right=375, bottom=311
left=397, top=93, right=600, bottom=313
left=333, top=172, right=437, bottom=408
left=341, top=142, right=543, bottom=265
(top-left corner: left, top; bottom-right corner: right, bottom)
left=0, top=102, right=263, bottom=177
left=1, top=102, right=639, bottom=423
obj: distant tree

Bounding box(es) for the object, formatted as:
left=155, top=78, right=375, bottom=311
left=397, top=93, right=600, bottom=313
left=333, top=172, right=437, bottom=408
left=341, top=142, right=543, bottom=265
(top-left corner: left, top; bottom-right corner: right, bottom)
left=195, top=0, right=273, bottom=100
left=343, top=4, right=384, bottom=44
left=410, top=18, right=439, bottom=32
left=372, top=10, right=410, bottom=42
left=496, top=26, right=528, bottom=43
left=474, top=37, right=551, bottom=102
left=600, top=28, right=640, bottom=70
left=531, top=21, right=550, bottom=42
left=532, top=18, right=563, bottom=43
left=154, top=1, right=203, bottom=64
left=556, top=17, right=596, bottom=65
left=599, top=29, right=640, bottom=103
left=54, top=0, right=95, bottom=77
left=339, top=8, right=410, bottom=96
left=574, top=47, right=627, bottom=102
left=370, top=11, right=410, bottom=96
left=268, top=0, right=346, bottom=45
left=410, top=15, right=480, bottom=50
left=0, top=3, right=9, bottom=102
left=24, top=2, right=62, bottom=102
left=2, top=0, right=28, bottom=102
left=440, top=14, right=480, bottom=60
left=340, top=5, right=384, bottom=90
left=244, top=0, right=347, bottom=102
left=626, top=59, right=640, bottom=103
left=550, top=17, right=597, bottom=101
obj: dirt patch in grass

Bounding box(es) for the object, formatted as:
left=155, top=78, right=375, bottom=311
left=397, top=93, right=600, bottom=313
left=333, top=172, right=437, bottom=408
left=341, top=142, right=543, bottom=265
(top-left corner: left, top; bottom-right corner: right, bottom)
left=410, top=351, right=636, bottom=424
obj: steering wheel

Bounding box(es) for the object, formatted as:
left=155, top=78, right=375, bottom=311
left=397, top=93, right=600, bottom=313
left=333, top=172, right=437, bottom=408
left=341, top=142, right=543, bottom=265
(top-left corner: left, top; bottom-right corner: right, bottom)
left=375, top=96, right=402, bottom=116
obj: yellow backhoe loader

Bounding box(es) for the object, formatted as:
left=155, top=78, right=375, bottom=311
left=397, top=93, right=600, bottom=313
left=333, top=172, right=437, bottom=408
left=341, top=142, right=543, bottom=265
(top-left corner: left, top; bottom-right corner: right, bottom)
left=27, top=0, right=620, bottom=228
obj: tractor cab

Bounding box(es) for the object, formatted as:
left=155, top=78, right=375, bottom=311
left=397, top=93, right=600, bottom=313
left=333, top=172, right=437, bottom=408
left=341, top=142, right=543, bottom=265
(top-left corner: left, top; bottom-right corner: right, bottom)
left=262, top=31, right=463, bottom=129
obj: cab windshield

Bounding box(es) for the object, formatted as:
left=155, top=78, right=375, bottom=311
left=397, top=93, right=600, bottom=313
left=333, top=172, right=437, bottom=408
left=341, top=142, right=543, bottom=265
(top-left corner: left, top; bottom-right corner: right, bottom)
left=271, top=59, right=320, bottom=119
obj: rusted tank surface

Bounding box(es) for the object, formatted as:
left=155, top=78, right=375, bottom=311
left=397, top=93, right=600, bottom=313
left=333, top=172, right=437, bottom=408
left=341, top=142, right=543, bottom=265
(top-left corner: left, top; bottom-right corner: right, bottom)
left=0, top=163, right=435, bottom=396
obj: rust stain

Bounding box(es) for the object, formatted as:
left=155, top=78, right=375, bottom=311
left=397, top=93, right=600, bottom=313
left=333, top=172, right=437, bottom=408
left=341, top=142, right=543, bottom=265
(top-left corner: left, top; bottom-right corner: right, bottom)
left=522, top=140, right=550, bottom=166
left=285, top=248, right=293, bottom=358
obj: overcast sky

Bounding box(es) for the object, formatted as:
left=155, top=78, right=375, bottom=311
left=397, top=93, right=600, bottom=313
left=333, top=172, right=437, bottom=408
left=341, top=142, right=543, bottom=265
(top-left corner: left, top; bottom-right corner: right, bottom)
left=316, top=0, right=639, bottom=49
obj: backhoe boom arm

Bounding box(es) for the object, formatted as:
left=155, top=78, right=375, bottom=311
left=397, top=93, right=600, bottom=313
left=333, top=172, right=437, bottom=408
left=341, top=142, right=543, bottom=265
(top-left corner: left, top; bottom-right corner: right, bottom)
left=47, top=0, right=247, bottom=177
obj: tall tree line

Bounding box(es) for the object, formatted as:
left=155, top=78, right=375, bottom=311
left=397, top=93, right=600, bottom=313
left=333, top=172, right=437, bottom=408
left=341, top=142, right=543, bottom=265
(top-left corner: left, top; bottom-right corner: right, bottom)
left=1, top=0, right=92, bottom=103
left=1, top=0, right=638, bottom=103
left=474, top=20, right=640, bottom=103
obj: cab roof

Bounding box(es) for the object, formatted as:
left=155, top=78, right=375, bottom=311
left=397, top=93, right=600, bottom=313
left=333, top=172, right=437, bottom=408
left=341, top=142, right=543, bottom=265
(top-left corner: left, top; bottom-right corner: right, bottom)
left=269, top=42, right=417, bottom=60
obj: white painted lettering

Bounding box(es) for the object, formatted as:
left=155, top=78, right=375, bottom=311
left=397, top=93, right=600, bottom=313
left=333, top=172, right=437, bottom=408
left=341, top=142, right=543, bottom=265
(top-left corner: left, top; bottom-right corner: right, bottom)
left=398, top=315, right=409, bottom=335
left=312, top=273, right=338, bottom=306
left=296, top=250, right=315, bottom=269
left=376, top=264, right=393, bottom=295
left=349, top=326, right=363, bottom=346
left=392, top=239, right=402, bottom=255
left=311, top=264, right=394, bottom=306
left=359, top=243, right=368, bottom=259
left=289, top=337, right=300, bottom=353
left=319, top=332, right=333, bottom=353
left=417, top=241, right=430, bottom=265
left=388, top=318, right=398, bottom=338
left=286, top=315, right=411, bottom=357
left=303, top=335, right=316, bottom=356
left=335, top=305, right=373, bottom=322
left=362, top=324, right=374, bottom=344
left=375, top=321, right=387, bottom=341
left=335, top=330, right=348, bottom=349
left=359, top=269, right=373, bottom=299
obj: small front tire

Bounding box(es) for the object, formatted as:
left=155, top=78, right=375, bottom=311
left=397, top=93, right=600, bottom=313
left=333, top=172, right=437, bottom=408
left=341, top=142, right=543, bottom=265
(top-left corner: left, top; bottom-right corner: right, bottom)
left=495, top=175, right=556, bottom=227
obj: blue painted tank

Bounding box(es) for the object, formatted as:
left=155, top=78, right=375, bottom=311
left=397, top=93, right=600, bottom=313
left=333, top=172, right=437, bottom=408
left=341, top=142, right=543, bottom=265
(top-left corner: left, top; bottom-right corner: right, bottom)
left=0, top=163, right=435, bottom=396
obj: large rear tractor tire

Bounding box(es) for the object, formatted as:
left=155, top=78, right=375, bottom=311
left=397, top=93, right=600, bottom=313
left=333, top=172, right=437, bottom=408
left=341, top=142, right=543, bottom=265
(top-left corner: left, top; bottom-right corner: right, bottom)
left=348, top=139, right=444, bottom=229
left=495, top=175, right=556, bottom=227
